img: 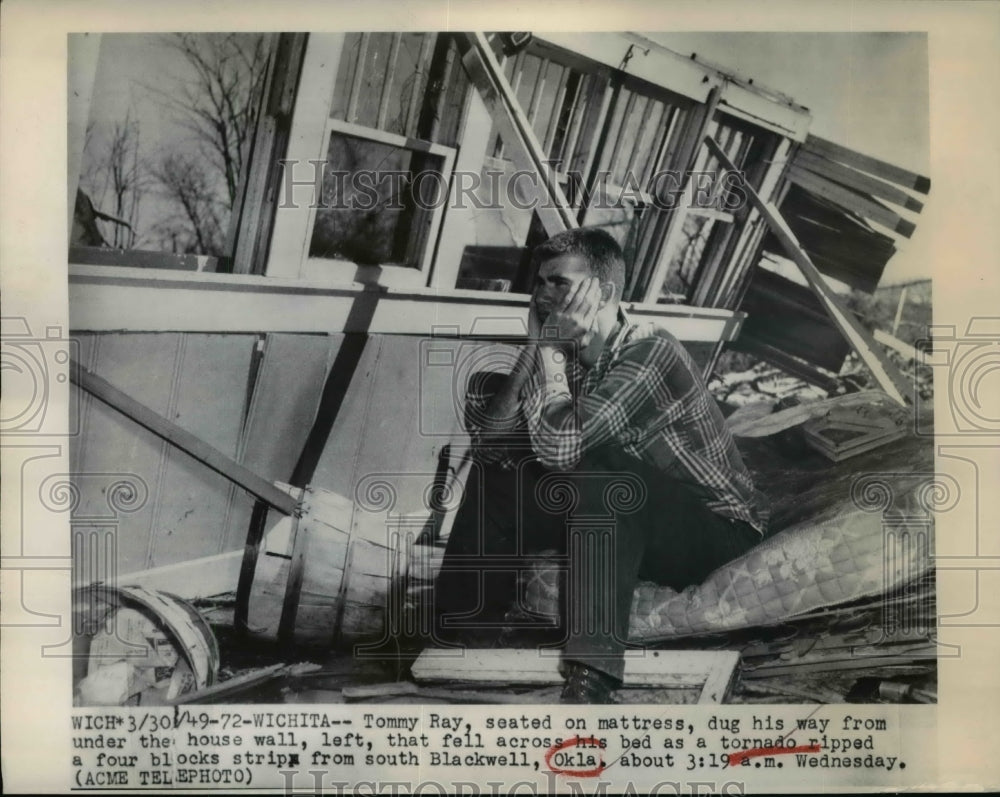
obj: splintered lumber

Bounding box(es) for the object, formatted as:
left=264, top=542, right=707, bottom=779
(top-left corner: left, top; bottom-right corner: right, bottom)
left=168, top=662, right=321, bottom=705
left=412, top=648, right=739, bottom=704
left=803, top=134, right=931, bottom=195
left=70, top=360, right=299, bottom=516
left=741, top=642, right=937, bottom=679
left=726, top=390, right=897, bottom=438
left=704, top=136, right=912, bottom=406
left=874, top=328, right=922, bottom=362
left=786, top=165, right=916, bottom=238
left=793, top=149, right=924, bottom=213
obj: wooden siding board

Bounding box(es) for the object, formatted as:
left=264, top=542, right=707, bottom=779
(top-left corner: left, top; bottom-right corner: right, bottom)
left=244, top=334, right=344, bottom=482
left=348, top=336, right=441, bottom=517
left=221, top=333, right=345, bottom=552
left=804, top=134, right=930, bottom=194
left=74, top=334, right=182, bottom=575
left=146, top=334, right=256, bottom=568
left=794, top=149, right=924, bottom=213
left=310, top=335, right=385, bottom=498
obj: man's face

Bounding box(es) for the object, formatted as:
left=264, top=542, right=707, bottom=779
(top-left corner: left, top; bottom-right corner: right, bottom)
left=533, top=253, right=595, bottom=322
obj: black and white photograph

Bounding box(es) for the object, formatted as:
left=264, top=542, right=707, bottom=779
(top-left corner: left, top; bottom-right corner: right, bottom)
left=2, top=1, right=999, bottom=793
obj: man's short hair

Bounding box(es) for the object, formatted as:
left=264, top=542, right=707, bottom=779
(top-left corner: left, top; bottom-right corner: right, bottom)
left=532, top=227, right=626, bottom=300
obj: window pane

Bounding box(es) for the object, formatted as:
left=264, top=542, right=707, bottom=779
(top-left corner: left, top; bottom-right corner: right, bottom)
left=386, top=33, right=433, bottom=137
left=307, top=131, right=447, bottom=269
left=332, top=33, right=437, bottom=138
left=73, top=33, right=268, bottom=261
left=659, top=215, right=717, bottom=302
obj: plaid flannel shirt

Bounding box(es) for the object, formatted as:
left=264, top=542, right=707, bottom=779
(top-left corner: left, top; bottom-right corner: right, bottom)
left=464, top=311, right=769, bottom=535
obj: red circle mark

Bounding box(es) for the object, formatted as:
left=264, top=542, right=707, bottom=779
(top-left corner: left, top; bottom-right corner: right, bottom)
left=544, top=736, right=606, bottom=778
left=727, top=744, right=821, bottom=766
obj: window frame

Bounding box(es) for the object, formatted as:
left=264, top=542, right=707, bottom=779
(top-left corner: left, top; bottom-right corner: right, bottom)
left=298, top=119, right=456, bottom=286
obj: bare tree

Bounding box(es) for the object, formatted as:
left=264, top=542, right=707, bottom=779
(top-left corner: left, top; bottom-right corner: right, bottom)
left=139, top=33, right=268, bottom=256
left=153, top=34, right=268, bottom=205
left=77, top=110, right=145, bottom=248
left=104, top=112, right=144, bottom=247
left=150, top=151, right=225, bottom=255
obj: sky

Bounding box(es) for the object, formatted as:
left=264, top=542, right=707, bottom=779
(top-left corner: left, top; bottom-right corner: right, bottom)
left=79, top=31, right=932, bottom=282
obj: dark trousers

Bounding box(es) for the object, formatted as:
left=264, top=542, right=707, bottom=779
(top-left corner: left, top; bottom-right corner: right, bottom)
left=432, top=447, right=759, bottom=681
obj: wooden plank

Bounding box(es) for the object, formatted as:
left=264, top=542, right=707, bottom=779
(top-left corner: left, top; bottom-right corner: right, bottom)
left=874, top=328, right=922, bottom=362
left=287, top=303, right=380, bottom=490
left=742, top=644, right=937, bottom=678
left=69, top=266, right=742, bottom=342
left=70, top=246, right=216, bottom=272
left=537, top=33, right=716, bottom=105
left=233, top=34, right=309, bottom=276
left=727, top=389, right=895, bottom=438
left=222, top=333, right=340, bottom=551
left=405, top=34, right=435, bottom=138
left=148, top=334, right=255, bottom=567
left=624, top=95, right=656, bottom=179
left=346, top=33, right=370, bottom=124
left=738, top=267, right=852, bottom=372
left=541, top=64, right=569, bottom=155
left=71, top=334, right=182, bottom=575
left=564, top=72, right=610, bottom=183
left=225, top=32, right=280, bottom=271
left=168, top=664, right=286, bottom=705
left=70, top=359, right=300, bottom=516
left=706, top=135, right=912, bottom=405
left=787, top=165, right=916, bottom=238
left=277, top=512, right=311, bottom=642
left=634, top=101, right=667, bottom=182
left=688, top=128, right=778, bottom=309
left=412, top=648, right=739, bottom=701
left=525, top=56, right=549, bottom=127
left=804, top=134, right=931, bottom=194
left=339, top=336, right=439, bottom=516
left=376, top=33, right=402, bottom=131
left=605, top=89, right=638, bottom=178
left=637, top=87, right=720, bottom=303
left=310, top=336, right=384, bottom=497
left=795, top=149, right=924, bottom=213
left=265, top=34, right=345, bottom=279
left=733, top=339, right=843, bottom=394
left=555, top=70, right=585, bottom=164
left=240, top=334, right=342, bottom=481
left=458, top=32, right=577, bottom=235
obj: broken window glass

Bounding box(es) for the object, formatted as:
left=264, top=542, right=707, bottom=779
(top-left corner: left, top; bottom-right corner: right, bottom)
left=307, top=129, right=450, bottom=269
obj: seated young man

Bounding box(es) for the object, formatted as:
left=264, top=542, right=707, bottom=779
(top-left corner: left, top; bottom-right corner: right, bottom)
left=433, top=227, right=769, bottom=703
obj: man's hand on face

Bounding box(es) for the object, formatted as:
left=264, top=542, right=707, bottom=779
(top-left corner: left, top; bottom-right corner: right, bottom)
left=535, top=276, right=602, bottom=350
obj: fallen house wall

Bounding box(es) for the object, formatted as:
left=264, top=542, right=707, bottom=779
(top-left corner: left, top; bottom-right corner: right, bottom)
left=66, top=30, right=928, bottom=603
left=69, top=321, right=726, bottom=595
